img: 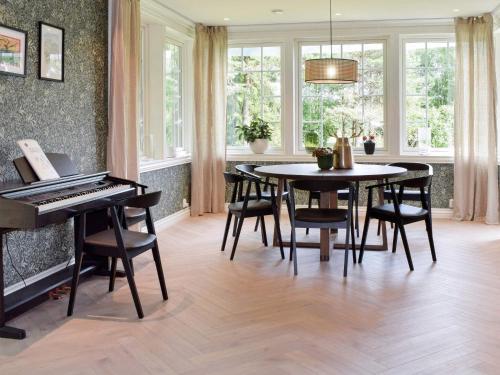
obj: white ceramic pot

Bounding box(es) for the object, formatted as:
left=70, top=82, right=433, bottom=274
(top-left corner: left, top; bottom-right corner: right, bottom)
left=249, top=139, right=269, bottom=154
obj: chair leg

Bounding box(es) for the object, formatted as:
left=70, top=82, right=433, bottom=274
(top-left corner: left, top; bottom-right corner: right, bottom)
left=232, top=216, right=238, bottom=237
left=230, top=217, right=245, bottom=261
left=121, top=256, right=144, bottom=319
left=67, top=250, right=84, bottom=317
left=355, top=193, right=359, bottom=238
left=289, top=228, right=293, bottom=261
left=260, top=216, right=268, bottom=246
left=392, top=224, right=398, bottom=253
left=291, top=226, right=298, bottom=275
left=254, top=216, right=260, bottom=232
left=351, top=215, right=356, bottom=264
left=425, top=216, right=437, bottom=262
left=109, top=257, right=117, bottom=292
left=377, top=220, right=381, bottom=236
left=221, top=212, right=233, bottom=252
left=151, top=241, right=169, bottom=300
left=130, top=259, right=134, bottom=276
left=306, top=194, right=313, bottom=235
left=272, top=207, right=285, bottom=259
left=344, top=217, right=351, bottom=277
left=397, top=222, right=414, bottom=271
left=359, top=216, right=370, bottom=264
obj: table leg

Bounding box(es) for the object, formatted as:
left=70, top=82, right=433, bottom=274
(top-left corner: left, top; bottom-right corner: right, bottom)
left=319, top=191, right=338, bottom=261
left=377, top=179, right=388, bottom=250
left=272, top=178, right=285, bottom=247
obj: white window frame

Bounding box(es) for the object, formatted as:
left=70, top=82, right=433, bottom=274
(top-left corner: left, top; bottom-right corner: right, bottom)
left=226, top=42, right=286, bottom=154
left=295, top=38, right=388, bottom=155
left=400, top=34, right=455, bottom=156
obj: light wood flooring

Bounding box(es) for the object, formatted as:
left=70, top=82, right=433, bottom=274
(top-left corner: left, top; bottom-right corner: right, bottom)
left=1, top=214, right=500, bottom=374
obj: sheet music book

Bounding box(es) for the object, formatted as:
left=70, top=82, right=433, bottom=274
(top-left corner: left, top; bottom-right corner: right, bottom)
left=17, top=139, right=60, bottom=181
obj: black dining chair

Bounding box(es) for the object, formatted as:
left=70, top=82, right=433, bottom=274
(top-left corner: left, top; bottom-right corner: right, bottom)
left=288, top=180, right=356, bottom=277
left=359, top=175, right=436, bottom=271
left=377, top=163, right=433, bottom=237
left=306, top=181, right=360, bottom=237
left=235, top=164, right=290, bottom=233
left=221, top=172, right=284, bottom=261
left=67, top=191, right=168, bottom=319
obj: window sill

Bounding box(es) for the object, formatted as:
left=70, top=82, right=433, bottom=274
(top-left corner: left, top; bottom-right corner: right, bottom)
left=226, top=153, right=454, bottom=164
left=140, top=156, right=192, bottom=173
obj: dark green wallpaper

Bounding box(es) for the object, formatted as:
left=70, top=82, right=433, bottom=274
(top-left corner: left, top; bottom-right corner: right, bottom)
left=0, top=0, right=108, bottom=287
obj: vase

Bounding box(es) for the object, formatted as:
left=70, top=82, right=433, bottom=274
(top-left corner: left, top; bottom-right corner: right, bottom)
left=316, top=154, right=333, bottom=170
left=249, top=139, right=269, bottom=154
left=363, top=140, right=376, bottom=155
left=334, top=137, right=354, bottom=169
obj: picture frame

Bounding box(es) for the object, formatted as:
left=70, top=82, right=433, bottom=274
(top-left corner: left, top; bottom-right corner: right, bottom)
left=0, top=23, right=27, bottom=77
left=39, top=22, right=64, bottom=82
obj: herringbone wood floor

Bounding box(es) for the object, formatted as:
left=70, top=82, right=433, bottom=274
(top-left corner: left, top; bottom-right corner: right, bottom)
left=1, top=214, right=500, bottom=374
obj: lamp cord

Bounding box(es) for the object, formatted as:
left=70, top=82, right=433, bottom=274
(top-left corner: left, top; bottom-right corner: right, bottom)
left=5, top=234, right=27, bottom=287
left=329, top=0, right=333, bottom=58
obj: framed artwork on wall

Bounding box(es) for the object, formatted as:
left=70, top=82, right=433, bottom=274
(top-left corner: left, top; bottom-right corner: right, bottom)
left=39, top=22, right=64, bottom=82
left=0, top=23, right=27, bottom=77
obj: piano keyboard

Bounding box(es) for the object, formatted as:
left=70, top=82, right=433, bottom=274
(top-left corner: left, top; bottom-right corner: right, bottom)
left=35, top=183, right=133, bottom=213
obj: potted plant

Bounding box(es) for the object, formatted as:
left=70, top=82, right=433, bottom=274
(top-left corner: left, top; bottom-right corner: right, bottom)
left=363, top=134, right=376, bottom=155
left=236, top=117, right=273, bottom=154
left=325, top=110, right=364, bottom=169
left=312, top=147, right=334, bottom=170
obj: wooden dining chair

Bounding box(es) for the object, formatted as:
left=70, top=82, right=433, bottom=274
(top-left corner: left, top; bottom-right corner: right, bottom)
left=221, top=172, right=284, bottom=261
left=306, top=181, right=360, bottom=237
left=67, top=191, right=168, bottom=319
left=235, top=164, right=290, bottom=233
left=288, top=180, right=356, bottom=277
left=359, top=175, right=436, bottom=271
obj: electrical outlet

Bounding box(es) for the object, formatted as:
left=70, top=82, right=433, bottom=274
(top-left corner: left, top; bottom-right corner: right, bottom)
left=449, top=199, right=454, bottom=209
left=182, top=198, right=189, bottom=208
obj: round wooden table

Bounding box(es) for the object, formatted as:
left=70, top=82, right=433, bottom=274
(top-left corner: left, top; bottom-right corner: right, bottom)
left=255, top=163, right=407, bottom=261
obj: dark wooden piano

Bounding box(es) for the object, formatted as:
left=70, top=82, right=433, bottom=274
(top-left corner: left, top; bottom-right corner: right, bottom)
left=0, top=153, right=140, bottom=339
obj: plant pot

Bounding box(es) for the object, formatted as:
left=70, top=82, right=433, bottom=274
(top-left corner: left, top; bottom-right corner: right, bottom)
left=249, top=139, right=269, bottom=154
left=334, top=137, right=354, bottom=169
left=363, top=140, right=376, bottom=155
left=316, top=154, right=333, bottom=170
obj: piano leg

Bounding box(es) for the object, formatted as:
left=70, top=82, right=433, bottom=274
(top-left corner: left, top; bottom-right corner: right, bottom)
left=0, top=232, right=26, bottom=340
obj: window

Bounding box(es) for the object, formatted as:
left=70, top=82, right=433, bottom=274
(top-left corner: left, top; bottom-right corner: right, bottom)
left=164, top=42, right=183, bottom=154
left=299, top=42, right=385, bottom=151
left=402, top=39, right=455, bottom=154
left=226, top=46, right=282, bottom=148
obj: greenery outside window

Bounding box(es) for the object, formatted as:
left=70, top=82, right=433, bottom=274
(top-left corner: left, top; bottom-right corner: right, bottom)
left=402, top=38, right=455, bottom=154
left=227, top=45, right=282, bottom=149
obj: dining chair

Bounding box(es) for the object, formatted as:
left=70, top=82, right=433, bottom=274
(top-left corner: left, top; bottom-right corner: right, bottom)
left=359, top=175, right=436, bottom=271
left=222, top=172, right=284, bottom=261
left=288, top=180, right=356, bottom=277
left=67, top=191, right=168, bottom=319
left=235, top=164, right=290, bottom=233
left=306, top=181, right=360, bottom=237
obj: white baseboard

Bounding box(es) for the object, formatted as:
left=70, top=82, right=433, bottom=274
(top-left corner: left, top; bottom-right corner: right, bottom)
left=5, top=208, right=191, bottom=296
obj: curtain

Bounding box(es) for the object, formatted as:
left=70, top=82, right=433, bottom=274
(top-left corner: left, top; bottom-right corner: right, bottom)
left=454, top=14, right=499, bottom=224
left=191, top=25, right=227, bottom=216
left=107, top=0, right=140, bottom=181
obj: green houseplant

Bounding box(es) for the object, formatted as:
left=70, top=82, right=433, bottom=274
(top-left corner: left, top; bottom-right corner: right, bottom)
left=312, top=147, right=334, bottom=170
left=236, top=117, right=273, bottom=154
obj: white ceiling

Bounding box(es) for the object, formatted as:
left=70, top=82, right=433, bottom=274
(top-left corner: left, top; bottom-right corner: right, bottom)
left=156, top=0, right=499, bottom=25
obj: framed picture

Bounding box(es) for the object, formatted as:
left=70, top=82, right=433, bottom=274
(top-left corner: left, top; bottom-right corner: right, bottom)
left=0, top=23, right=27, bottom=77
left=39, top=22, right=64, bottom=82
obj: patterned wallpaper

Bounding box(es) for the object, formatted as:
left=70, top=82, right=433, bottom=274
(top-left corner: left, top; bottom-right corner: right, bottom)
left=0, top=0, right=108, bottom=287
left=226, top=161, right=454, bottom=209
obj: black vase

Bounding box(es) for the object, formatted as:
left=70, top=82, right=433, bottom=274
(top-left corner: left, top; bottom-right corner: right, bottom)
left=364, top=140, right=376, bottom=155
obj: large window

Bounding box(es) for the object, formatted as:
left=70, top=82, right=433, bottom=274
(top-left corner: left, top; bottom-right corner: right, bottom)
left=227, top=45, right=282, bottom=148
left=299, top=42, right=385, bottom=150
left=402, top=39, right=455, bottom=154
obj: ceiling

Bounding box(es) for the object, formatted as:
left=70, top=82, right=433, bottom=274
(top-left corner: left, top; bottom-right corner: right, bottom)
left=156, top=0, right=499, bottom=25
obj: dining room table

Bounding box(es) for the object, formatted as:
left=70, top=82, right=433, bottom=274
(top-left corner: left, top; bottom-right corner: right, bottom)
left=254, top=163, right=407, bottom=261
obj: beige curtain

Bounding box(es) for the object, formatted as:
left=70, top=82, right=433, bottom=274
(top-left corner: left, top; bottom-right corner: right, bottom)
left=107, top=0, right=140, bottom=181
left=454, top=14, right=499, bottom=224
left=191, top=25, right=227, bottom=216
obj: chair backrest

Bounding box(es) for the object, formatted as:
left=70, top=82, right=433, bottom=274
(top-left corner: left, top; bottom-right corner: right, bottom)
left=224, top=172, right=260, bottom=203
left=235, top=164, right=260, bottom=178
left=118, top=191, right=162, bottom=209
left=388, top=162, right=433, bottom=176
left=289, top=180, right=351, bottom=193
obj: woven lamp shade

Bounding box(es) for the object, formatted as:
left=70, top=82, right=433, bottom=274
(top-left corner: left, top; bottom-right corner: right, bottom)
left=305, top=58, right=358, bottom=84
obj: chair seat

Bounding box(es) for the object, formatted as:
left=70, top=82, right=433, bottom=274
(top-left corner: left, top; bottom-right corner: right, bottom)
left=228, top=199, right=272, bottom=212
left=383, top=189, right=427, bottom=201
left=295, top=208, right=348, bottom=223
left=85, top=229, right=157, bottom=250
left=371, top=203, right=428, bottom=218
left=125, top=207, right=146, bottom=220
